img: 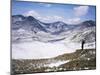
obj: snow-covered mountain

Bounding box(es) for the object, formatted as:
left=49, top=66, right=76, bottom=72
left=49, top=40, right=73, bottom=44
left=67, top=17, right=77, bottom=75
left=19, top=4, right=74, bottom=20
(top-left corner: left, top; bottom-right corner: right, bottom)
left=12, top=15, right=96, bottom=59
left=12, top=15, right=74, bottom=34
left=12, top=15, right=96, bottom=43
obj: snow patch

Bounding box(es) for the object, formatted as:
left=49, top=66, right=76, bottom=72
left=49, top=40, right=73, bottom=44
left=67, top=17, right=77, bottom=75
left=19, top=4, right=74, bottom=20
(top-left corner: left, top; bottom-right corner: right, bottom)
left=45, top=60, right=70, bottom=67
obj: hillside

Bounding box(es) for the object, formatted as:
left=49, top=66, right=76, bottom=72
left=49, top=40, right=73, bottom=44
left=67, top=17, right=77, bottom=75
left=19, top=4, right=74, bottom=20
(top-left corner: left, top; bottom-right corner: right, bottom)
left=12, top=48, right=96, bottom=74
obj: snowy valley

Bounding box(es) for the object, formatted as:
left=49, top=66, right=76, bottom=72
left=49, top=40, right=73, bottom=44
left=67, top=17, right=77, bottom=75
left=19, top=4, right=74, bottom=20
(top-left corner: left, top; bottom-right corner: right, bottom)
left=11, top=15, right=96, bottom=74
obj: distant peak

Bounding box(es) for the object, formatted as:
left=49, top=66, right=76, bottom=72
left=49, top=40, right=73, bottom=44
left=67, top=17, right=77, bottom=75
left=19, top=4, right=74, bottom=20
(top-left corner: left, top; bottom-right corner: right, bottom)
left=27, top=16, right=37, bottom=21
left=82, top=20, right=95, bottom=24
left=81, top=20, right=96, bottom=27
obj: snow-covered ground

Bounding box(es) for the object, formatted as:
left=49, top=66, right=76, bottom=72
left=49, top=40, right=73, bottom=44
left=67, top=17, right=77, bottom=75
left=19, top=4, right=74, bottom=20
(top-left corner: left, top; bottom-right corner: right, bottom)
left=12, top=41, right=79, bottom=59
left=12, top=40, right=95, bottom=59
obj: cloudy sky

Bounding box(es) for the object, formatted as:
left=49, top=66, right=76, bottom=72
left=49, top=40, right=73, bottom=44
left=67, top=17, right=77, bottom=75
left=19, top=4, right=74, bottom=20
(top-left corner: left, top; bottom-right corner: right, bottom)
left=12, top=0, right=96, bottom=24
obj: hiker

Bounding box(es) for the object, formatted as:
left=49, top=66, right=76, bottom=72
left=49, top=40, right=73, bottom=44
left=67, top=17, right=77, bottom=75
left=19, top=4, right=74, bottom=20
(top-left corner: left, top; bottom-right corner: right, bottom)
left=81, top=39, right=85, bottom=50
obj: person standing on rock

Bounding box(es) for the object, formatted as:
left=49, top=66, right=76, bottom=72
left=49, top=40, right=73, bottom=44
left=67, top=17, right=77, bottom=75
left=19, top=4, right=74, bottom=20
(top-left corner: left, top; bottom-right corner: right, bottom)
left=81, top=39, right=85, bottom=50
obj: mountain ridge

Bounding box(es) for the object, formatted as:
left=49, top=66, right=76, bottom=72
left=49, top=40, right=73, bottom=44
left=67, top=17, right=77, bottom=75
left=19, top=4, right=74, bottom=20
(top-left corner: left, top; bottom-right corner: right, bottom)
left=12, top=15, right=96, bottom=43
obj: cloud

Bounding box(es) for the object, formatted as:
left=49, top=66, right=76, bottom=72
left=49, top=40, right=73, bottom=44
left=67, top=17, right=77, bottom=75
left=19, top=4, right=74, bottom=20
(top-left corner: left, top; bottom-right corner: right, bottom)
left=24, top=10, right=81, bottom=24
left=65, top=18, right=81, bottom=24
left=38, top=3, right=52, bottom=7
left=24, top=10, right=63, bottom=23
left=42, top=16, right=81, bottom=24
left=74, top=6, right=89, bottom=17
left=42, top=16, right=63, bottom=22
left=45, top=4, right=52, bottom=7
left=24, top=10, right=41, bottom=18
